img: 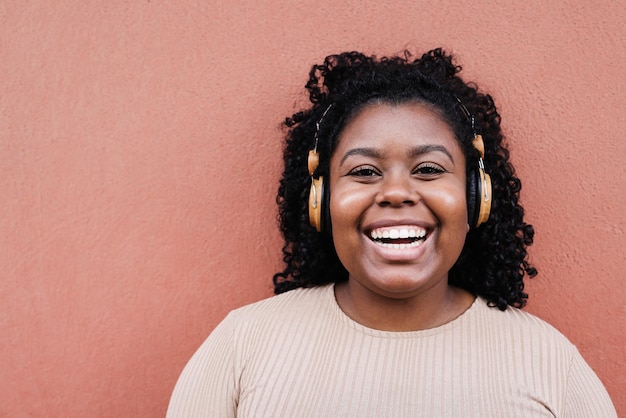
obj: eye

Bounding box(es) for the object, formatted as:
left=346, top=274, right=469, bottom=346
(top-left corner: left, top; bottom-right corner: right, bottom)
left=413, top=162, right=446, bottom=177
left=347, top=165, right=381, bottom=178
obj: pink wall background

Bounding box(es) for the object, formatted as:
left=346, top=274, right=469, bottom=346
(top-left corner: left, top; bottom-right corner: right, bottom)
left=1, top=1, right=624, bottom=416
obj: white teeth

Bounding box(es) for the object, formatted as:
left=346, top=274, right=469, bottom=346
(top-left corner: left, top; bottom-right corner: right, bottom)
left=369, top=227, right=427, bottom=241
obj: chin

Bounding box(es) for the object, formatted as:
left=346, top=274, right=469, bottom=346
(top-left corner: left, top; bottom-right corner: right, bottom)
left=359, top=273, right=446, bottom=299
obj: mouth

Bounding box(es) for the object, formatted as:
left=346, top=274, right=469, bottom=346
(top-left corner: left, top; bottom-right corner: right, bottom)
left=367, top=225, right=429, bottom=249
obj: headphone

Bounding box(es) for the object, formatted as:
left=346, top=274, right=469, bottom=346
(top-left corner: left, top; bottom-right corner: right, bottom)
left=307, top=105, right=332, bottom=233
left=308, top=105, right=492, bottom=233
left=466, top=133, right=492, bottom=228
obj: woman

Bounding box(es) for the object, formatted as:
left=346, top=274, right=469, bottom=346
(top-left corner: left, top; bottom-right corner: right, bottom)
left=167, top=48, right=616, bottom=417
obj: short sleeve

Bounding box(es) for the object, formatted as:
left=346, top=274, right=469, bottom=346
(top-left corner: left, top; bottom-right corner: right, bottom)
left=166, top=313, right=239, bottom=418
left=563, top=349, right=617, bottom=418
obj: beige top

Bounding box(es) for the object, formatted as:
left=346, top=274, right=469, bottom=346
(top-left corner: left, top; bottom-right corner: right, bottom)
left=167, top=284, right=616, bottom=417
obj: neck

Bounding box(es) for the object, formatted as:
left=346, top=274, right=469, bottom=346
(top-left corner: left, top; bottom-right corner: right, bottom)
left=334, top=280, right=475, bottom=332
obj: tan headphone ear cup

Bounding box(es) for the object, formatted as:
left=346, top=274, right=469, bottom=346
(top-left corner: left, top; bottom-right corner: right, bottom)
left=470, top=134, right=492, bottom=228
left=475, top=169, right=492, bottom=227
left=309, top=176, right=324, bottom=232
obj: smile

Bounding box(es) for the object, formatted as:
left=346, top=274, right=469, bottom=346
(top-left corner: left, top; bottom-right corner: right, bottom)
left=368, top=225, right=428, bottom=249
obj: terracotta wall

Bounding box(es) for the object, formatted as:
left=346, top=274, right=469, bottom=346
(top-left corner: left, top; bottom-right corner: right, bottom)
left=1, top=1, right=624, bottom=416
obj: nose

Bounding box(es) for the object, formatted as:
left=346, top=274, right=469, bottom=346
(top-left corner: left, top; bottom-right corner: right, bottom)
left=375, top=172, right=419, bottom=207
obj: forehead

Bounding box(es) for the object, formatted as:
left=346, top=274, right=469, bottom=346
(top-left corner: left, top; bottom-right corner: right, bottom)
left=333, top=102, right=463, bottom=159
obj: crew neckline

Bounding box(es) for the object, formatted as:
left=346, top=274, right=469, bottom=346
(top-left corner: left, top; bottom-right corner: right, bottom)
left=324, top=283, right=482, bottom=338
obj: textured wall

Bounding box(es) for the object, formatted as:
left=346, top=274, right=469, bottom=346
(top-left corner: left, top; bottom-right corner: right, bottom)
left=1, top=1, right=624, bottom=416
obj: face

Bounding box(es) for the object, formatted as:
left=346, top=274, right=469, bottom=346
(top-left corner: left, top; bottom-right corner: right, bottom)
left=329, top=102, right=469, bottom=300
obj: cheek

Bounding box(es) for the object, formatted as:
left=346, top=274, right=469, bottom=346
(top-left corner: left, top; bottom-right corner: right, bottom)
left=428, top=183, right=469, bottom=227
left=328, top=182, right=369, bottom=229
left=425, top=183, right=469, bottom=264
left=328, top=189, right=361, bottom=270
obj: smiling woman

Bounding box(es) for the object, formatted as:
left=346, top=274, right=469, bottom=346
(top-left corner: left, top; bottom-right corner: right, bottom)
left=166, top=49, right=617, bottom=417
left=330, top=103, right=473, bottom=331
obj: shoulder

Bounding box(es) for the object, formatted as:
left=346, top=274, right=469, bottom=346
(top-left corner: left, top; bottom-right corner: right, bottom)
left=173, top=285, right=335, bottom=382
left=478, top=298, right=572, bottom=337
left=220, top=285, right=335, bottom=338
left=473, top=298, right=577, bottom=356
left=473, top=300, right=617, bottom=413
left=232, top=285, right=333, bottom=317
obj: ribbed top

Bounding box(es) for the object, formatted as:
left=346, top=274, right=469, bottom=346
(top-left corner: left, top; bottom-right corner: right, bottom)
left=167, top=284, right=616, bottom=417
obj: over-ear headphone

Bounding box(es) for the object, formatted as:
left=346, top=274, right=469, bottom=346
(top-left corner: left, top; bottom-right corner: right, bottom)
left=308, top=148, right=324, bottom=232
left=466, top=134, right=492, bottom=228
left=308, top=105, right=332, bottom=233
left=307, top=104, right=493, bottom=233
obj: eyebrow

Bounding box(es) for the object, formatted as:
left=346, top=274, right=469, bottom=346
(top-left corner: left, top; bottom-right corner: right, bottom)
left=339, top=148, right=382, bottom=166
left=408, top=145, right=455, bottom=163
left=339, top=144, right=454, bottom=166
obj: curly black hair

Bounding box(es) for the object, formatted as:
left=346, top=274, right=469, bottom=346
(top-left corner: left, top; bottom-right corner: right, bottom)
left=273, top=48, right=537, bottom=310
